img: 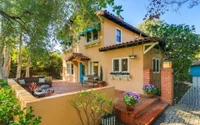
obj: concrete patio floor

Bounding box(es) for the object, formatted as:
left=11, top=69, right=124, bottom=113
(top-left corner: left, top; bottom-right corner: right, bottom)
left=52, top=80, right=96, bottom=94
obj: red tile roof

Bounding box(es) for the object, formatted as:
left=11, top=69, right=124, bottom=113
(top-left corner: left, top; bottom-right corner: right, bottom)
left=99, top=37, right=161, bottom=52
left=95, top=10, right=148, bottom=37
left=66, top=53, right=90, bottom=61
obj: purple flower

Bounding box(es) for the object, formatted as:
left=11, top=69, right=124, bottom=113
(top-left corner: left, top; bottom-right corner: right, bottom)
left=143, top=84, right=157, bottom=94
left=123, top=91, right=140, bottom=105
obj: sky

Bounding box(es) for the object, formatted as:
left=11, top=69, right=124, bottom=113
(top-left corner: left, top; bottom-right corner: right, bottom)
left=107, top=0, right=200, bottom=34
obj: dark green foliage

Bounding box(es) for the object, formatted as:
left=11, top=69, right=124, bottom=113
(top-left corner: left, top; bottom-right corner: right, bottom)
left=0, top=80, right=41, bottom=125
left=138, top=20, right=200, bottom=82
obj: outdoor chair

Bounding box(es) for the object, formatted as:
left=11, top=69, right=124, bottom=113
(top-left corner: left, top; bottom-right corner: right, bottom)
left=83, top=75, right=100, bottom=87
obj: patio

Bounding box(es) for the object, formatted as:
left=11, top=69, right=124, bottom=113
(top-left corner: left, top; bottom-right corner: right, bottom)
left=52, top=80, right=96, bottom=94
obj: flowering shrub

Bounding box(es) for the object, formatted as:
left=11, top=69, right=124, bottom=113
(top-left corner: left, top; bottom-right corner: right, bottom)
left=123, top=91, right=140, bottom=106
left=143, top=84, right=157, bottom=94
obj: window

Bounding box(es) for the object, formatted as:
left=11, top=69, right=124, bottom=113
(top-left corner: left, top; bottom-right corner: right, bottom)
left=112, top=58, right=129, bottom=72
left=93, top=30, right=98, bottom=40
left=113, top=59, right=120, bottom=72
left=153, top=58, right=160, bottom=73
left=86, top=30, right=99, bottom=42
left=116, top=29, right=122, bottom=43
left=66, top=62, right=74, bottom=75
left=121, top=58, right=128, bottom=71
left=87, top=32, right=92, bottom=42
left=89, top=61, right=99, bottom=76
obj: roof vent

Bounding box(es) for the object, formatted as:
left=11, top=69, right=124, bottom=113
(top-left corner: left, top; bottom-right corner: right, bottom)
left=117, top=15, right=124, bottom=20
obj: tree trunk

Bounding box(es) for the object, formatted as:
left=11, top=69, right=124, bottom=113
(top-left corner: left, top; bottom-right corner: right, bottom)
left=7, top=56, right=11, bottom=78
left=3, top=44, right=10, bottom=79
left=16, top=33, right=22, bottom=78
left=0, top=44, right=4, bottom=79
left=0, top=19, right=4, bottom=79
left=25, top=57, right=31, bottom=77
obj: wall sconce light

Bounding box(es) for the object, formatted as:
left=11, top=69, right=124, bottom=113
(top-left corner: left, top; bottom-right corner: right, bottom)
left=129, top=54, right=137, bottom=59
left=163, top=60, right=172, bottom=69
left=129, top=47, right=137, bottom=59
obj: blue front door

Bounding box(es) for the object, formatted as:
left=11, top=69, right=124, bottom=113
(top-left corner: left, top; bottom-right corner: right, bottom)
left=80, top=62, right=86, bottom=84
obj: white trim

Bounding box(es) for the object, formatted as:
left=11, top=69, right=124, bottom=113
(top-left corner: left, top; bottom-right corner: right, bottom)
left=112, top=57, right=129, bottom=72
left=66, top=62, right=74, bottom=76
left=86, top=30, right=99, bottom=43
left=152, top=58, right=160, bottom=74
left=116, top=28, right=122, bottom=43
left=88, top=61, right=100, bottom=76
left=78, top=62, right=80, bottom=82
left=143, top=42, right=158, bottom=54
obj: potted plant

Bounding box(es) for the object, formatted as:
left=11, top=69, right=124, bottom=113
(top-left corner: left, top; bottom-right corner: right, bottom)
left=98, top=66, right=106, bottom=87
left=142, top=84, right=157, bottom=98
left=123, top=91, right=140, bottom=111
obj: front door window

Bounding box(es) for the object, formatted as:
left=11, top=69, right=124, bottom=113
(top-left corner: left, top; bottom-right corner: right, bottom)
left=90, top=61, right=99, bottom=76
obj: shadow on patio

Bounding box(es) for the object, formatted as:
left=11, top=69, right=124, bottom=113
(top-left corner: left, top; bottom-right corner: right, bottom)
left=52, top=80, right=96, bottom=94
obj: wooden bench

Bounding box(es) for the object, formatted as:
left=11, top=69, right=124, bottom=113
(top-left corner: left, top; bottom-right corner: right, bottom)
left=83, top=75, right=100, bottom=87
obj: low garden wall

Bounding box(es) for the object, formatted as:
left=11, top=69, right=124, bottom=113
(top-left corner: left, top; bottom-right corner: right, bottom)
left=8, top=79, right=115, bottom=125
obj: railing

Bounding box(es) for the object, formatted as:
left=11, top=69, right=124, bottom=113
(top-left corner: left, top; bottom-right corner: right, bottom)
left=101, top=112, right=126, bottom=125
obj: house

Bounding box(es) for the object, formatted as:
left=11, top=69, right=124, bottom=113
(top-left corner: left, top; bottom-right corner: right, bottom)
left=62, top=10, right=163, bottom=94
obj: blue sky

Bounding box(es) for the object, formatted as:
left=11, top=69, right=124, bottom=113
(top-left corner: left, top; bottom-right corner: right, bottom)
left=107, top=0, right=200, bottom=33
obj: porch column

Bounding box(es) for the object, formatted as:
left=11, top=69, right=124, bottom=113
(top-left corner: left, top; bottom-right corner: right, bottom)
left=144, top=68, right=152, bottom=84
left=161, top=69, right=174, bottom=105
left=72, top=61, right=78, bottom=82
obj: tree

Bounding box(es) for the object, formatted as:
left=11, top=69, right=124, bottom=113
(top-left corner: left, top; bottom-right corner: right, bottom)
left=138, top=19, right=200, bottom=81
left=0, top=0, right=123, bottom=80
left=145, top=0, right=200, bottom=20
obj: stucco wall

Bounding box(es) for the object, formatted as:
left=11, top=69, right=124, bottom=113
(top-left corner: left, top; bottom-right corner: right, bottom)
left=143, top=48, right=163, bottom=69
left=62, top=23, right=106, bottom=82
left=103, top=18, right=142, bottom=46
left=8, top=79, right=115, bottom=125
left=62, top=18, right=146, bottom=93
left=104, top=45, right=144, bottom=94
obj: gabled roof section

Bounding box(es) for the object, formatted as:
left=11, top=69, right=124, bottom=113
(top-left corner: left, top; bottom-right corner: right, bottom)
left=96, top=10, right=148, bottom=37
left=99, top=37, right=161, bottom=52
left=66, top=53, right=90, bottom=61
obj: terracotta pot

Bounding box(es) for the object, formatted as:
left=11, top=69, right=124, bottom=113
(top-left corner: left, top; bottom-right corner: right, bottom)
left=126, top=104, right=135, bottom=111
left=98, top=82, right=105, bottom=87
left=147, top=93, right=154, bottom=98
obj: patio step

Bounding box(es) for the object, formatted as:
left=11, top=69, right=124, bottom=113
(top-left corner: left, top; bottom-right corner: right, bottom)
left=130, top=97, right=160, bottom=118
left=114, top=95, right=160, bottom=125
left=133, top=100, right=169, bottom=125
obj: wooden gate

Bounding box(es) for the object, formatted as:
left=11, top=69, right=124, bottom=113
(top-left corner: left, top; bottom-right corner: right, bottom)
left=152, top=72, right=161, bottom=95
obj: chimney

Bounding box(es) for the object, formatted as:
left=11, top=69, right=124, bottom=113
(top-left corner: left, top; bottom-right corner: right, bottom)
left=117, top=15, right=124, bottom=20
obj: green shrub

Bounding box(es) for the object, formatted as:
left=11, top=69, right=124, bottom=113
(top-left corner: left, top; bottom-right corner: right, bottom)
left=0, top=80, right=41, bottom=125
left=70, top=90, right=117, bottom=125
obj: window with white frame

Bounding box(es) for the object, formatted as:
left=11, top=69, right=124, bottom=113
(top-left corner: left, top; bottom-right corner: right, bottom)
left=89, top=61, right=99, bottom=76
left=112, top=58, right=129, bottom=72
left=86, top=30, right=99, bottom=42
left=153, top=58, right=160, bottom=73
left=116, top=29, right=122, bottom=43
left=66, top=62, right=74, bottom=75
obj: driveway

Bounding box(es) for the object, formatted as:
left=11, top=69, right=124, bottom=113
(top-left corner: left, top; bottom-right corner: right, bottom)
left=153, top=86, right=200, bottom=125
